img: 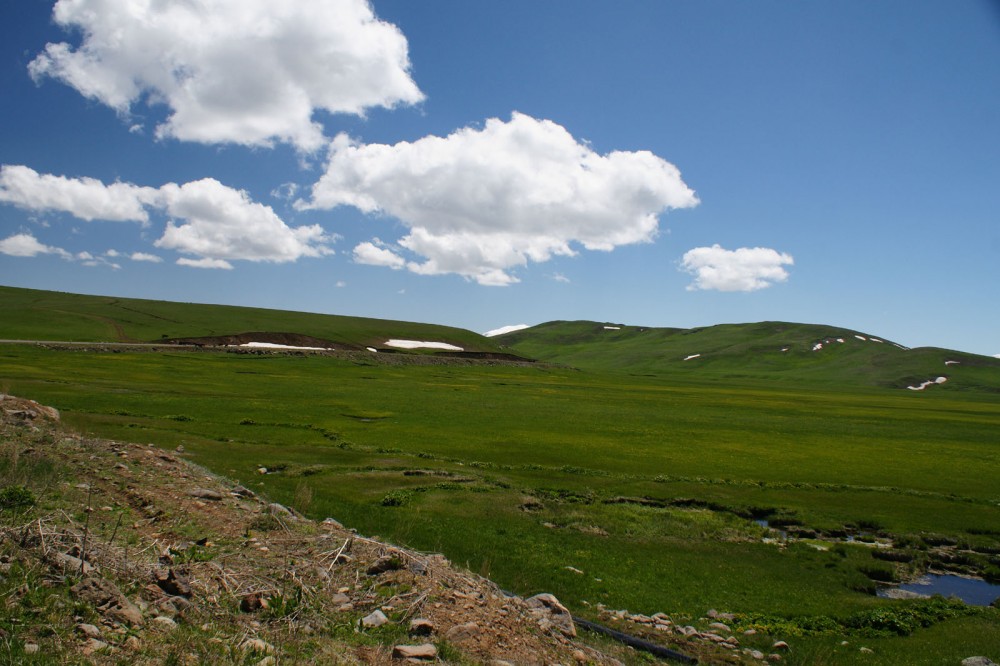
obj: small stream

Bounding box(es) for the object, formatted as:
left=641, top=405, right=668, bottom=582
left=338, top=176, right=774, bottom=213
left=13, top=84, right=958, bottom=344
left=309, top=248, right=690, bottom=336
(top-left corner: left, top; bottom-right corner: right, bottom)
left=878, top=574, right=1000, bottom=607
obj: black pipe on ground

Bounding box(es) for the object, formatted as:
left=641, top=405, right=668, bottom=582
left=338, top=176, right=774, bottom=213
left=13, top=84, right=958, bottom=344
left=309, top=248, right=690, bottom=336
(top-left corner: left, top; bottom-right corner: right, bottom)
left=572, top=615, right=698, bottom=664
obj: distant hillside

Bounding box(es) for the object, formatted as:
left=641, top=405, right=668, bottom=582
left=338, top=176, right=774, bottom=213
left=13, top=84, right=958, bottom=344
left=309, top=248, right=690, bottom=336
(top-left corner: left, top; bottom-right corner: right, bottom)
left=0, top=285, right=503, bottom=354
left=497, top=320, right=1000, bottom=392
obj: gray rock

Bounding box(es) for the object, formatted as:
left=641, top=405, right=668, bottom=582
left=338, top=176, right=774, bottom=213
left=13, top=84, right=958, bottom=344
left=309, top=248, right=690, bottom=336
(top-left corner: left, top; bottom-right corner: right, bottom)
left=962, top=658, right=998, bottom=666
left=361, top=610, right=389, bottom=628
left=76, top=623, right=102, bottom=639
left=152, top=616, right=178, bottom=630
left=526, top=593, right=576, bottom=638
left=189, top=488, right=223, bottom=501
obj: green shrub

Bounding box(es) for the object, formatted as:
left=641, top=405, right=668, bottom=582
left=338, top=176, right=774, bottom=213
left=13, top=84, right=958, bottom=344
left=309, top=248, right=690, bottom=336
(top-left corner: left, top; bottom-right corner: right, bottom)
left=0, top=485, right=36, bottom=510
left=381, top=490, right=412, bottom=507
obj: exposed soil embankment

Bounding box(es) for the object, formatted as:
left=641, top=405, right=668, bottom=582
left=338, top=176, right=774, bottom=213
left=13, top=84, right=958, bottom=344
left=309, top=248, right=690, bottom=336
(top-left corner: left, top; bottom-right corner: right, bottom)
left=163, top=331, right=357, bottom=350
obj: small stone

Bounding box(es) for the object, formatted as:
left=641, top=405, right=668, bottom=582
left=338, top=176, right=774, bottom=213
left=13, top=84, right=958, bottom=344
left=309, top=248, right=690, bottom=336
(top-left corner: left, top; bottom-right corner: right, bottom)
left=240, top=638, right=275, bottom=654
left=240, top=593, right=268, bottom=613
left=409, top=618, right=434, bottom=636
left=257, top=657, right=276, bottom=666
left=709, top=621, right=731, bottom=633
left=152, top=616, right=178, bottom=630
left=367, top=554, right=404, bottom=575
left=859, top=647, right=874, bottom=654
left=525, top=593, right=576, bottom=638
left=76, top=623, right=102, bottom=639
left=772, top=641, right=790, bottom=651
left=361, top=610, right=389, bottom=628
left=573, top=649, right=589, bottom=663
left=124, top=636, right=141, bottom=650
left=750, top=650, right=764, bottom=660
left=24, top=643, right=40, bottom=654
left=392, top=644, right=437, bottom=660
left=82, top=638, right=110, bottom=655
left=322, top=517, right=344, bottom=529
left=962, top=659, right=998, bottom=666
left=767, top=655, right=783, bottom=663
left=744, top=628, right=757, bottom=635
left=445, top=622, right=480, bottom=643
left=330, top=593, right=351, bottom=605
left=154, top=569, right=192, bottom=598
left=188, top=488, right=223, bottom=501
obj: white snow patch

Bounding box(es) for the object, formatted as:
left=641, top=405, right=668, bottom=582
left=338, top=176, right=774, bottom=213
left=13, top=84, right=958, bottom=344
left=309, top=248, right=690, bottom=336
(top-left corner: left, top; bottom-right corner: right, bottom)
left=683, top=354, right=701, bottom=361
left=894, top=344, right=909, bottom=350
left=603, top=326, right=621, bottom=330
left=854, top=335, right=866, bottom=341
left=812, top=343, right=823, bottom=351
left=484, top=324, right=529, bottom=337
left=366, top=347, right=378, bottom=353
left=385, top=339, right=464, bottom=351
left=836, top=338, right=845, bottom=343
left=780, top=347, right=789, bottom=352
left=870, top=338, right=883, bottom=343
left=238, top=342, right=328, bottom=351
left=907, top=377, right=948, bottom=391
left=944, top=360, right=960, bottom=366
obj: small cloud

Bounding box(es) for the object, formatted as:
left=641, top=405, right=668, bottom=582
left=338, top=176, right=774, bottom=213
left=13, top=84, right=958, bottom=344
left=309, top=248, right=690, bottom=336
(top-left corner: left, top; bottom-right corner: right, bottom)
left=353, top=240, right=406, bottom=269
left=484, top=324, right=530, bottom=337
left=128, top=123, right=143, bottom=134
left=271, top=183, right=299, bottom=200
left=335, top=280, right=346, bottom=288
left=680, top=244, right=794, bottom=292
left=177, top=257, right=233, bottom=270
left=130, top=252, right=163, bottom=263
left=551, top=272, right=570, bottom=283
left=0, top=232, right=71, bottom=259
left=105, top=249, right=120, bottom=257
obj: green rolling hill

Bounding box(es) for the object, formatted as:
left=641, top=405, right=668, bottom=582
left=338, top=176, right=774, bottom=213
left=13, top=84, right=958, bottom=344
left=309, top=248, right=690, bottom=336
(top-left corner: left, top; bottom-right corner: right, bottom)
left=0, top=285, right=503, bottom=354
left=497, top=319, right=1000, bottom=392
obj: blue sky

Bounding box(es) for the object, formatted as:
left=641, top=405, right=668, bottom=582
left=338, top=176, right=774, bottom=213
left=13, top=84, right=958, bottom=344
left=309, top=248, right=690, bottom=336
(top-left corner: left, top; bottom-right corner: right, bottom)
left=1, top=1, right=998, bottom=356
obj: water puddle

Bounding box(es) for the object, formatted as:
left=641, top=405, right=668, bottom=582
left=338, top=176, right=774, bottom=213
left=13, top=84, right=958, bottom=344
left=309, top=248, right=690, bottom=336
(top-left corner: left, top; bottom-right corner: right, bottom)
left=878, top=574, right=1000, bottom=606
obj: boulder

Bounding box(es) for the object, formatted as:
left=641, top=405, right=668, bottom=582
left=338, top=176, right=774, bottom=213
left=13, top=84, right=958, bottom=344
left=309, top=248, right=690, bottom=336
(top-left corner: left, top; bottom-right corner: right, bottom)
left=962, top=659, right=998, bottom=666
left=526, top=593, right=576, bottom=638
left=445, top=622, right=480, bottom=644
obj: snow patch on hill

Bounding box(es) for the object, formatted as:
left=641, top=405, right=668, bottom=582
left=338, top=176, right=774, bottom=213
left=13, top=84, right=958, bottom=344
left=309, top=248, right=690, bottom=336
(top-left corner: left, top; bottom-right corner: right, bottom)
left=385, top=340, right=464, bottom=351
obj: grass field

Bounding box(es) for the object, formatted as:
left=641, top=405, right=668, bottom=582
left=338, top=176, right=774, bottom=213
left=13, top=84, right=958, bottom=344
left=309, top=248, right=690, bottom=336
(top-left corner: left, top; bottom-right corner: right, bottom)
left=1, top=287, right=998, bottom=663
left=2, top=343, right=999, bottom=663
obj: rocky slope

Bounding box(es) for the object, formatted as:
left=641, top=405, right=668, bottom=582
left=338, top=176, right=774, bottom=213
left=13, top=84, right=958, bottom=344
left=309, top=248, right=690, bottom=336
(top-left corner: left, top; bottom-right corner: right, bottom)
left=0, top=394, right=629, bottom=665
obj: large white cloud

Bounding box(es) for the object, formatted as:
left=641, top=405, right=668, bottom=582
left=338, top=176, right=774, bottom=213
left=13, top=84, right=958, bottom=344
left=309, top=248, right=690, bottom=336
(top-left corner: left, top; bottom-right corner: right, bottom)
left=0, top=165, right=333, bottom=267
left=0, top=165, right=157, bottom=222
left=0, top=232, right=71, bottom=259
left=28, top=0, right=423, bottom=151
left=301, top=112, right=699, bottom=285
left=680, top=244, right=794, bottom=292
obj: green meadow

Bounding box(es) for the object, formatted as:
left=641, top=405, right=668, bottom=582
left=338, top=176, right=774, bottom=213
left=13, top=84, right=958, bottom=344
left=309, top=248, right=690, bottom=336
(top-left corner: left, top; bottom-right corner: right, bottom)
left=1, top=287, right=999, bottom=663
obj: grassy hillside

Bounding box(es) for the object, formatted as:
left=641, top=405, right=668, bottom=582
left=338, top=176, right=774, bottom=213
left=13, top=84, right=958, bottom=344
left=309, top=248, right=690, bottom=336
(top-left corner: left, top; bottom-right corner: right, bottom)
left=499, top=320, right=1000, bottom=392
left=0, top=285, right=502, bottom=353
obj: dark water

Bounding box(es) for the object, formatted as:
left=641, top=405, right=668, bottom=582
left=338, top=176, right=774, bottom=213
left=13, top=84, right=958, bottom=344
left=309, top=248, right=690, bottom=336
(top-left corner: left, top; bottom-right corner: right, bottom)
left=879, top=574, right=1000, bottom=606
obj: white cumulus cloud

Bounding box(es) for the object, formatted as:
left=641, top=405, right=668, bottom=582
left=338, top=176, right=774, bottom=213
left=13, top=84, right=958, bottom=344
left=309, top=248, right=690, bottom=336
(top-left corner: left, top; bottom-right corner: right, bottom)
left=680, top=244, right=794, bottom=292
left=0, top=232, right=71, bottom=259
left=0, top=165, right=157, bottom=223
left=301, top=112, right=698, bottom=285
left=353, top=240, right=405, bottom=269
left=155, top=178, right=334, bottom=264
left=130, top=252, right=162, bottom=263
left=28, top=0, right=424, bottom=151
left=0, top=166, right=334, bottom=267
left=177, top=257, right=234, bottom=270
